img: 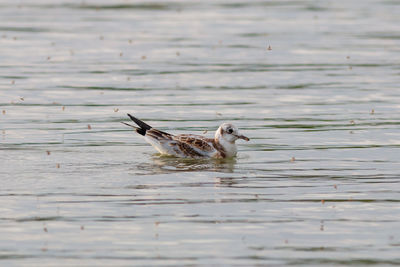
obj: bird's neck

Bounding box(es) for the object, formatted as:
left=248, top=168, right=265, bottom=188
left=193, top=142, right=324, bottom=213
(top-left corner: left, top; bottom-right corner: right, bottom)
left=215, top=137, right=237, bottom=158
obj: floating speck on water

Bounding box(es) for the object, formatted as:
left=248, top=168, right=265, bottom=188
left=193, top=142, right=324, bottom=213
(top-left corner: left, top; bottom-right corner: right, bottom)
left=127, top=77, right=131, bottom=81
left=176, top=51, right=180, bottom=56
left=99, top=35, right=104, bottom=40
left=87, top=124, right=92, bottom=130
left=11, top=80, right=15, bottom=85
left=321, top=199, right=325, bottom=204
left=47, top=56, right=51, bottom=60
left=43, top=227, right=48, bottom=232
left=346, top=56, right=350, bottom=59
left=80, top=226, right=85, bottom=230
left=113, top=108, right=119, bottom=112
left=119, top=52, right=123, bottom=57
left=2, top=110, right=6, bottom=115
left=141, top=55, right=147, bottom=60
left=46, top=151, right=51, bottom=155
left=20, top=97, right=24, bottom=101
left=128, top=39, right=132, bottom=44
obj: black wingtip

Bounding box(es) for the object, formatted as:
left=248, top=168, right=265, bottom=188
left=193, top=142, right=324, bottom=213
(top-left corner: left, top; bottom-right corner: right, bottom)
left=126, top=114, right=152, bottom=136
left=136, top=128, right=146, bottom=136
left=121, top=121, right=147, bottom=136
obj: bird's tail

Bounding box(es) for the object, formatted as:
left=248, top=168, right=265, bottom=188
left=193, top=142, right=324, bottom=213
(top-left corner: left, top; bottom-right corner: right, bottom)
left=122, top=114, right=152, bottom=136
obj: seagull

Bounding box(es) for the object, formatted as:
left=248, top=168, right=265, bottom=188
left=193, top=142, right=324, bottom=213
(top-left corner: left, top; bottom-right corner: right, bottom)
left=122, top=114, right=249, bottom=158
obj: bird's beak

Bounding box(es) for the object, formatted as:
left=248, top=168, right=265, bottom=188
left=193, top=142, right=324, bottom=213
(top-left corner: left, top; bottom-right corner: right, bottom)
left=237, top=134, right=250, bottom=141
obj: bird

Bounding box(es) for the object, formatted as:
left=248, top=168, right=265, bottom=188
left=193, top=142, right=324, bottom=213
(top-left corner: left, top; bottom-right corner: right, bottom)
left=122, top=114, right=249, bottom=158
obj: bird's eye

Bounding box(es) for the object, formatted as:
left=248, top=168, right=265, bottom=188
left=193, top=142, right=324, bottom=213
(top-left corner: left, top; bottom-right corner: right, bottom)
left=227, top=128, right=233, bottom=134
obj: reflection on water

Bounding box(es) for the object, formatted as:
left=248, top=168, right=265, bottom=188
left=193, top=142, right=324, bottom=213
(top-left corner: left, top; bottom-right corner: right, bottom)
left=1, top=0, right=400, bottom=265
left=145, top=154, right=237, bottom=174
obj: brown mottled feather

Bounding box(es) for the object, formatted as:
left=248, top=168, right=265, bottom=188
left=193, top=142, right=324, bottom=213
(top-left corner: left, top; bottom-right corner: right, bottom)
left=173, top=134, right=214, bottom=152
left=177, top=142, right=204, bottom=157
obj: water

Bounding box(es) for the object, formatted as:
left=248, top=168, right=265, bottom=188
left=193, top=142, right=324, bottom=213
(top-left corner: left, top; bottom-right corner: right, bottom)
left=1, top=0, right=400, bottom=265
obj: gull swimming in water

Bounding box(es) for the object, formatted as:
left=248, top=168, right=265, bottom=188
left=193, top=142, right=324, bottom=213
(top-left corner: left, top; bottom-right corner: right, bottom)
left=122, top=114, right=249, bottom=158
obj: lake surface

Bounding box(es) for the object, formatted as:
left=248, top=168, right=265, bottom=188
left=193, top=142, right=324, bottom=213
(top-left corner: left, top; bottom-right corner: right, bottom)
left=1, top=0, right=400, bottom=265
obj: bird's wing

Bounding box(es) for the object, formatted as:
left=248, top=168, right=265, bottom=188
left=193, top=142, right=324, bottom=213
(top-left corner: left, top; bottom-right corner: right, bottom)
left=145, top=128, right=174, bottom=141
left=171, top=134, right=219, bottom=157
left=144, top=130, right=220, bottom=158
left=143, top=128, right=178, bottom=156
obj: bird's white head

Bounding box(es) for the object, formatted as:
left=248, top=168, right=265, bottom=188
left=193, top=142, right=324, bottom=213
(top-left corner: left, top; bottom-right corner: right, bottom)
left=215, top=123, right=250, bottom=143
